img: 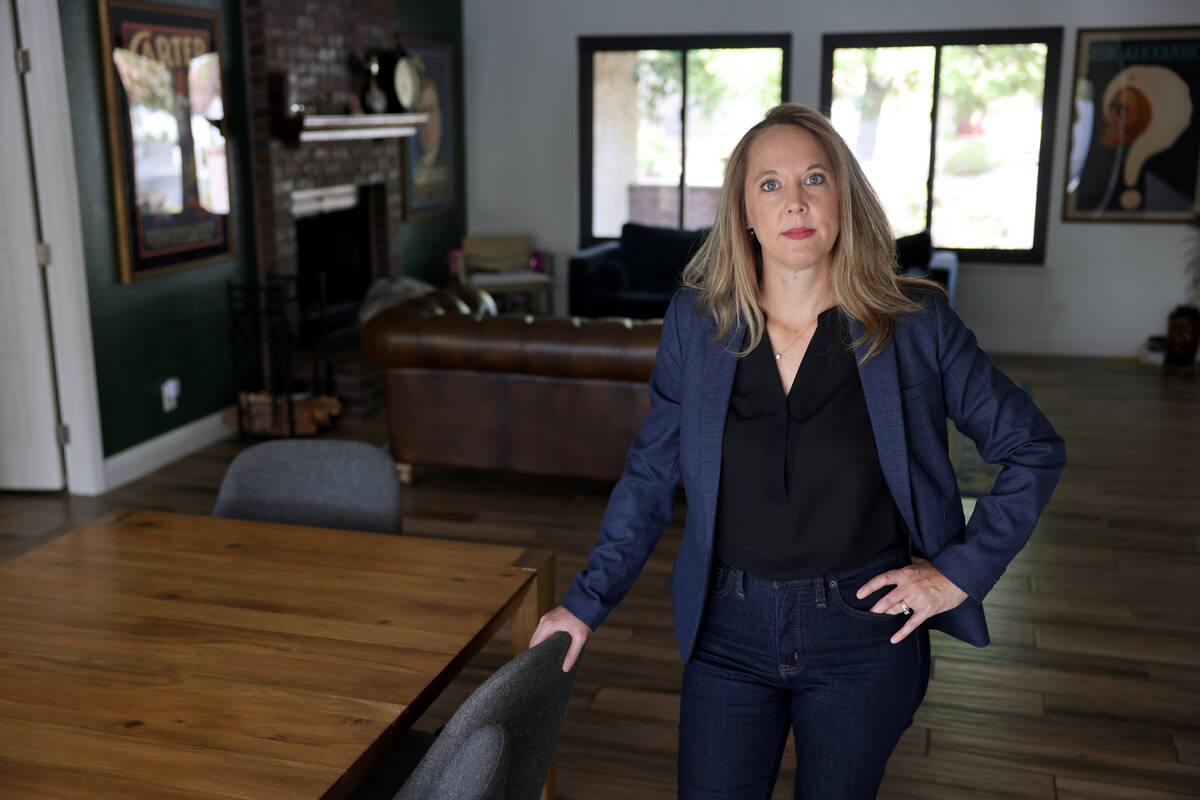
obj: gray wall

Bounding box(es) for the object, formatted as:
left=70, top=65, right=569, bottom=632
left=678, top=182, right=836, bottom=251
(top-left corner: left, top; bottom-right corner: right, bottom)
left=462, top=0, right=1199, bottom=356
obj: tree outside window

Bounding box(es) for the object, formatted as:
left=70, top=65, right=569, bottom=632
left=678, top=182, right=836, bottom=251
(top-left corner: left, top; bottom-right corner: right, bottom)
left=822, top=29, right=1062, bottom=263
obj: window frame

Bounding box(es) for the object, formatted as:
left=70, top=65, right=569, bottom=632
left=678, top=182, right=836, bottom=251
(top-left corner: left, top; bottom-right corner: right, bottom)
left=579, top=34, right=792, bottom=248
left=820, top=27, right=1063, bottom=264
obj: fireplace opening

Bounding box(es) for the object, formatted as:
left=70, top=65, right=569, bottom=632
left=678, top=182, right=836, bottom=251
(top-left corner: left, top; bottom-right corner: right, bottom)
left=293, top=185, right=377, bottom=347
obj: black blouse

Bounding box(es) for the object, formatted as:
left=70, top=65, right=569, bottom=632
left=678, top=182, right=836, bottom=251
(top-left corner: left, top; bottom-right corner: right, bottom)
left=714, top=307, right=904, bottom=580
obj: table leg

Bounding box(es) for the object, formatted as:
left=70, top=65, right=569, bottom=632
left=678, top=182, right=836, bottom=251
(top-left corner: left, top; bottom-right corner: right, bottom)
left=512, top=548, right=557, bottom=800
left=510, top=547, right=554, bottom=654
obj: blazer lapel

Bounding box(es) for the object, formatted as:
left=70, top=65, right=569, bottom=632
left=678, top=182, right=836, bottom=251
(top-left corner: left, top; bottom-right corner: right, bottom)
left=850, top=320, right=918, bottom=541
left=698, top=318, right=741, bottom=545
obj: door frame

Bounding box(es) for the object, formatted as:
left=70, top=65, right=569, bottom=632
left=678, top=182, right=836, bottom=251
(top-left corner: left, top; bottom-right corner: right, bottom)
left=15, top=0, right=106, bottom=495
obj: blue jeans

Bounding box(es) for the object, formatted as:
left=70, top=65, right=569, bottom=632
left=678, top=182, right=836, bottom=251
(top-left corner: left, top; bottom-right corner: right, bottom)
left=678, top=541, right=930, bottom=799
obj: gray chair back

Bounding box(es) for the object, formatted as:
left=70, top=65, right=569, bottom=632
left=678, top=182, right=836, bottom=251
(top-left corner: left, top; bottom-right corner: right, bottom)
left=394, top=632, right=579, bottom=800
left=213, top=439, right=403, bottom=534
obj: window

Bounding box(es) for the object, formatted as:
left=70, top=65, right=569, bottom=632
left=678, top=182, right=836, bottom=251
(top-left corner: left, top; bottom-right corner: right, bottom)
left=580, top=35, right=791, bottom=246
left=821, top=29, right=1062, bottom=263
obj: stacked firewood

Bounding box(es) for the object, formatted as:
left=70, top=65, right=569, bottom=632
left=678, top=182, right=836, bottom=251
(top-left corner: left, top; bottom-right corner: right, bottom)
left=221, top=392, right=343, bottom=437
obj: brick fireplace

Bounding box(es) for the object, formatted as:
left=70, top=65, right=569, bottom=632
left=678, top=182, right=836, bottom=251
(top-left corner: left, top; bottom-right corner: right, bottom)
left=242, top=0, right=403, bottom=284
left=240, top=0, right=406, bottom=424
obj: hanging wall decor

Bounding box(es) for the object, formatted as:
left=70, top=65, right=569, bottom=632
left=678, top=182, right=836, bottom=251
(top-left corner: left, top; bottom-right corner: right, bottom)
left=99, top=0, right=234, bottom=281
left=1064, top=26, right=1200, bottom=222
left=397, top=35, right=457, bottom=220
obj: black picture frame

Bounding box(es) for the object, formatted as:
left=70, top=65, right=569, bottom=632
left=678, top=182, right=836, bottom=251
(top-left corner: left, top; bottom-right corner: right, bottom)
left=1064, top=26, right=1200, bottom=223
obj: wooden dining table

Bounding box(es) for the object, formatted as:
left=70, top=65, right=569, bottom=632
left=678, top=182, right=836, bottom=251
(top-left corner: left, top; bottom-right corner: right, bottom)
left=0, top=509, right=556, bottom=799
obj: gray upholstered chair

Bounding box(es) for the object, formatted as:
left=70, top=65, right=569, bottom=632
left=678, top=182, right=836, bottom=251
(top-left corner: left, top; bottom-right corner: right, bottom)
left=212, top=439, right=403, bottom=534
left=408, top=724, right=509, bottom=800
left=363, top=632, right=578, bottom=800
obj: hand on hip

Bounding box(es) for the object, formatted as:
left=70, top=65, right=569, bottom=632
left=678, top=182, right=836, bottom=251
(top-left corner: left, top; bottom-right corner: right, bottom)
left=856, top=557, right=968, bottom=644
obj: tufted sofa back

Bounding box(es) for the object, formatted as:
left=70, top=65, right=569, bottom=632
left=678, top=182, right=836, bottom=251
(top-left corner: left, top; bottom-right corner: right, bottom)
left=363, top=291, right=660, bottom=382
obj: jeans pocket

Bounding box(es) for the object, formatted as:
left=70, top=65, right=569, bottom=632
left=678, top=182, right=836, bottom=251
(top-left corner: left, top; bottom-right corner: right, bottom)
left=830, top=576, right=904, bottom=623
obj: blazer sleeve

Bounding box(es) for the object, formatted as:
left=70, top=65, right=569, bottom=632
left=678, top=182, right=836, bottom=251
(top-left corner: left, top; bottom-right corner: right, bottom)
left=561, top=293, right=687, bottom=631
left=927, top=294, right=1067, bottom=602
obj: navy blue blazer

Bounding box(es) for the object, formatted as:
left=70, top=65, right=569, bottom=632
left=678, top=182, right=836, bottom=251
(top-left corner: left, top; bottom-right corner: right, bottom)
left=563, top=289, right=1066, bottom=660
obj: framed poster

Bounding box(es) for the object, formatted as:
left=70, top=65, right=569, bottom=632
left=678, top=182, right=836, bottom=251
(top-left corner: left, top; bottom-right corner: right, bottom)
left=398, top=35, right=457, bottom=220
left=1064, top=26, right=1200, bottom=222
left=98, top=0, right=233, bottom=282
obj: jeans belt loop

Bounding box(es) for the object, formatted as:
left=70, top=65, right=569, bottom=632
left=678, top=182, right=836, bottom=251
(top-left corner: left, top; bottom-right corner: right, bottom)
left=815, top=575, right=827, bottom=607
left=735, top=567, right=745, bottom=598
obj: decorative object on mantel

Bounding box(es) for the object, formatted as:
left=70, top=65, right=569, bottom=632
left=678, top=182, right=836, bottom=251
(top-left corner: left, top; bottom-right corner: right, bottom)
left=98, top=0, right=234, bottom=282
left=267, top=70, right=427, bottom=145
left=363, top=54, right=388, bottom=113
left=397, top=35, right=458, bottom=220
left=267, top=71, right=306, bottom=141
left=363, top=49, right=422, bottom=113
left=1063, top=26, right=1200, bottom=223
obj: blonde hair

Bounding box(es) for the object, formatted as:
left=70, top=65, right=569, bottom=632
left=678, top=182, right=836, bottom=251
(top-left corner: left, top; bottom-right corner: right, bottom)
left=681, top=103, right=946, bottom=361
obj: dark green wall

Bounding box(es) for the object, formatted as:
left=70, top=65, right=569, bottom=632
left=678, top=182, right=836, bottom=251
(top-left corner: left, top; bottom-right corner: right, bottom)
left=58, top=0, right=256, bottom=457
left=396, top=0, right=466, bottom=283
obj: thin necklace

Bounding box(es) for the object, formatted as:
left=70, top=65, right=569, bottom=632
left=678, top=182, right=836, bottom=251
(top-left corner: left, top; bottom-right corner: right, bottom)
left=770, top=317, right=818, bottom=361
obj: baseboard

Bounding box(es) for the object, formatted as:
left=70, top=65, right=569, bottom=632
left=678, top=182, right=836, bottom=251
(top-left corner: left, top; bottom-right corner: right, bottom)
left=103, top=410, right=233, bottom=493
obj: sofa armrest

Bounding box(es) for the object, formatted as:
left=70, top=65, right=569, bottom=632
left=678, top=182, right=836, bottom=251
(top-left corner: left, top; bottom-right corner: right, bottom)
left=569, top=241, right=622, bottom=316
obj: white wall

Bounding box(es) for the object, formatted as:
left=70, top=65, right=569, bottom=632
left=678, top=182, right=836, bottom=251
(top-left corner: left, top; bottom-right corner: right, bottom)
left=463, top=0, right=1199, bottom=356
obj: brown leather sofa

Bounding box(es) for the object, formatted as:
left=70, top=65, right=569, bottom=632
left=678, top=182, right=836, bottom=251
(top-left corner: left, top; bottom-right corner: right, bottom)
left=361, top=285, right=661, bottom=481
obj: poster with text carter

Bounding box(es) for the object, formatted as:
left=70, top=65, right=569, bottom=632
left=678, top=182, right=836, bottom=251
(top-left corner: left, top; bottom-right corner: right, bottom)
left=101, top=1, right=233, bottom=281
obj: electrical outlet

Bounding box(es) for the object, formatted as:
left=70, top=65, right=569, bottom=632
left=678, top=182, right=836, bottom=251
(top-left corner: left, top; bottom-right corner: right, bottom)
left=161, top=377, right=182, bottom=413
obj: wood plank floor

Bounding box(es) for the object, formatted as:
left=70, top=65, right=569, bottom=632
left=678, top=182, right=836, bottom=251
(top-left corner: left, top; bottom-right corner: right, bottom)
left=1, top=355, right=1198, bottom=798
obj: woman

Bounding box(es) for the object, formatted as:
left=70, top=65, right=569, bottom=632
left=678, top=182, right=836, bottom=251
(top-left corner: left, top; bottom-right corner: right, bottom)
left=530, top=103, right=1065, bottom=798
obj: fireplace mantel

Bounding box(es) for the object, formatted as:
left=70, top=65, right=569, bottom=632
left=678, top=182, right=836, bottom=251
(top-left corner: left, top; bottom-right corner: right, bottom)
left=277, top=112, right=430, bottom=144
left=245, top=0, right=415, bottom=281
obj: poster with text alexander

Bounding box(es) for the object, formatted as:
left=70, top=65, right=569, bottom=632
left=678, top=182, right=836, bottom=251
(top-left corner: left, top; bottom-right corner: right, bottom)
left=100, top=1, right=233, bottom=281
left=1064, top=27, right=1200, bottom=223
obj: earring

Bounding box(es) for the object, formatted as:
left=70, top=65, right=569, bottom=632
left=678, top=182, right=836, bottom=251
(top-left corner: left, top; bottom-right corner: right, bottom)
left=748, top=227, right=756, bottom=238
